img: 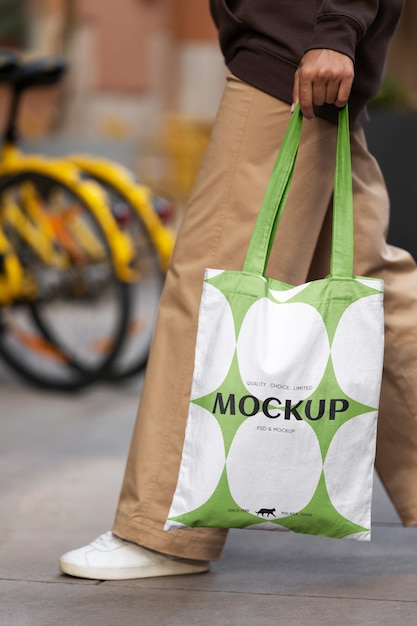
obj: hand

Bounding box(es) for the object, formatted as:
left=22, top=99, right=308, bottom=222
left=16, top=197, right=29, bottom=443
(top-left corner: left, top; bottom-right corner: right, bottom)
left=292, top=49, right=354, bottom=119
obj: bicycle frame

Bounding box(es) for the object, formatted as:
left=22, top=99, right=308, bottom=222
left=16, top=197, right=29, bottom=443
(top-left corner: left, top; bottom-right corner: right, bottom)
left=0, top=221, right=26, bottom=304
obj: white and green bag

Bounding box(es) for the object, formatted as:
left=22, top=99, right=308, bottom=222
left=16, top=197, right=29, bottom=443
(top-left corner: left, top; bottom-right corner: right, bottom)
left=165, top=105, right=384, bottom=541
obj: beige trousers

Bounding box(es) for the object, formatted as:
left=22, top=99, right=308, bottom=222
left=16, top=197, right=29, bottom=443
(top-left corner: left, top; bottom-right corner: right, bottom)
left=113, top=75, right=417, bottom=561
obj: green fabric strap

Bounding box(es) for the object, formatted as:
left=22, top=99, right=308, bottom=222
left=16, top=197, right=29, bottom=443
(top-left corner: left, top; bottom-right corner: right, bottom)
left=242, top=104, right=354, bottom=279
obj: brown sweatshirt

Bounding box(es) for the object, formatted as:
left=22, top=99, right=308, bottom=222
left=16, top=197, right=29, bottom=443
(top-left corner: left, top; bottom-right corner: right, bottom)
left=209, top=0, right=404, bottom=127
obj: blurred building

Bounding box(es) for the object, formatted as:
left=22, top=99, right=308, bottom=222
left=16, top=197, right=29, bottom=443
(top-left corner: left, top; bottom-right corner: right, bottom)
left=386, top=1, right=417, bottom=96
left=0, top=0, right=225, bottom=139
left=0, top=0, right=227, bottom=205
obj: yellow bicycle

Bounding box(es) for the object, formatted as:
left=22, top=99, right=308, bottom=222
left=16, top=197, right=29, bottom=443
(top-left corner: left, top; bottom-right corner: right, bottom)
left=0, top=51, right=137, bottom=390
left=2, top=53, right=176, bottom=382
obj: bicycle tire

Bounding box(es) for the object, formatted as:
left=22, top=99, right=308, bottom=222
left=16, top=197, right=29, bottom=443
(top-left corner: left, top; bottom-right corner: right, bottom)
left=0, top=170, right=131, bottom=391
left=76, top=169, right=166, bottom=381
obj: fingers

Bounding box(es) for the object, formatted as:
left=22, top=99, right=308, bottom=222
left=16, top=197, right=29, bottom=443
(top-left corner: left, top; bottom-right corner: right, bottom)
left=292, top=49, right=354, bottom=119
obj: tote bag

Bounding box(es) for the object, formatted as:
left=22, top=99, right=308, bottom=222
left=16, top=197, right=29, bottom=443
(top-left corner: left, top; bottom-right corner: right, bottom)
left=165, top=105, right=384, bottom=541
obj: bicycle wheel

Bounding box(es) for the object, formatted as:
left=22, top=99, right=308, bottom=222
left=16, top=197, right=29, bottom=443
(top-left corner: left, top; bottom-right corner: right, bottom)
left=0, top=171, right=131, bottom=391
left=76, top=170, right=167, bottom=380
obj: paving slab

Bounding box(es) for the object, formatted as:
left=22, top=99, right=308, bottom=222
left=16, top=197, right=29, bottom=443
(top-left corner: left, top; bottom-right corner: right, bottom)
left=1, top=376, right=416, bottom=626
left=2, top=579, right=417, bottom=626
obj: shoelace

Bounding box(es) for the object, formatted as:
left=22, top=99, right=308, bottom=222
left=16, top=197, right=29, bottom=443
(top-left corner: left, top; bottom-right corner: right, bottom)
left=93, top=531, right=120, bottom=548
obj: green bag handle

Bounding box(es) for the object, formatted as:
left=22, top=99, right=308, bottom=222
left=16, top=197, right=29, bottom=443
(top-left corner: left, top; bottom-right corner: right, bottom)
left=242, top=103, right=354, bottom=279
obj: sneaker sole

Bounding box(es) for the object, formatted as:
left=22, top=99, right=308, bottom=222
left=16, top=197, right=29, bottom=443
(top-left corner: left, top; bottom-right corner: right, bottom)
left=59, top=559, right=210, bottom=580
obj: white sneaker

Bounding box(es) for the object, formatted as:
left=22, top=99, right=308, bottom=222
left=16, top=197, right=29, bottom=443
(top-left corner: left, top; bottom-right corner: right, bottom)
left=59, top=531, right=210, bottom=580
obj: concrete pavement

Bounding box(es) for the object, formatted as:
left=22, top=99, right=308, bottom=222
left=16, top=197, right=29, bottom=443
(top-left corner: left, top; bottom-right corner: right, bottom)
left=1, top=368, right=417, bottom=626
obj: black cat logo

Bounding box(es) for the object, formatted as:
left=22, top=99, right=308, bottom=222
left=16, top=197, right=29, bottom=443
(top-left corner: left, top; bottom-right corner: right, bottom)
left=255, top=507, right=276, bottom=517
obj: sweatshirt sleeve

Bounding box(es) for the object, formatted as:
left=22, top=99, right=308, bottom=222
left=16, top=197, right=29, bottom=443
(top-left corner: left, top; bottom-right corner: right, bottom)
left=306, top=0, right=380, bottom=62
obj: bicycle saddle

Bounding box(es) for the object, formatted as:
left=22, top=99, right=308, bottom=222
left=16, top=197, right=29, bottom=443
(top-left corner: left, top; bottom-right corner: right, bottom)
left=12, top=56, right=68, bottom=91
left=0, top=50, right=20, bottom=82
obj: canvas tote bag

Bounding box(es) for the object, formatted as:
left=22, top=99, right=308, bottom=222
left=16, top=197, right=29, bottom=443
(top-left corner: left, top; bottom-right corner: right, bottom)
left=165, top=105, right=384, bottom=541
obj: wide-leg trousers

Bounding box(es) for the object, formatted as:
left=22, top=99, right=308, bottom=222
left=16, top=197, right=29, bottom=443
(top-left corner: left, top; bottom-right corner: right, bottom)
left=113, top=74, right=417, bottom=561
